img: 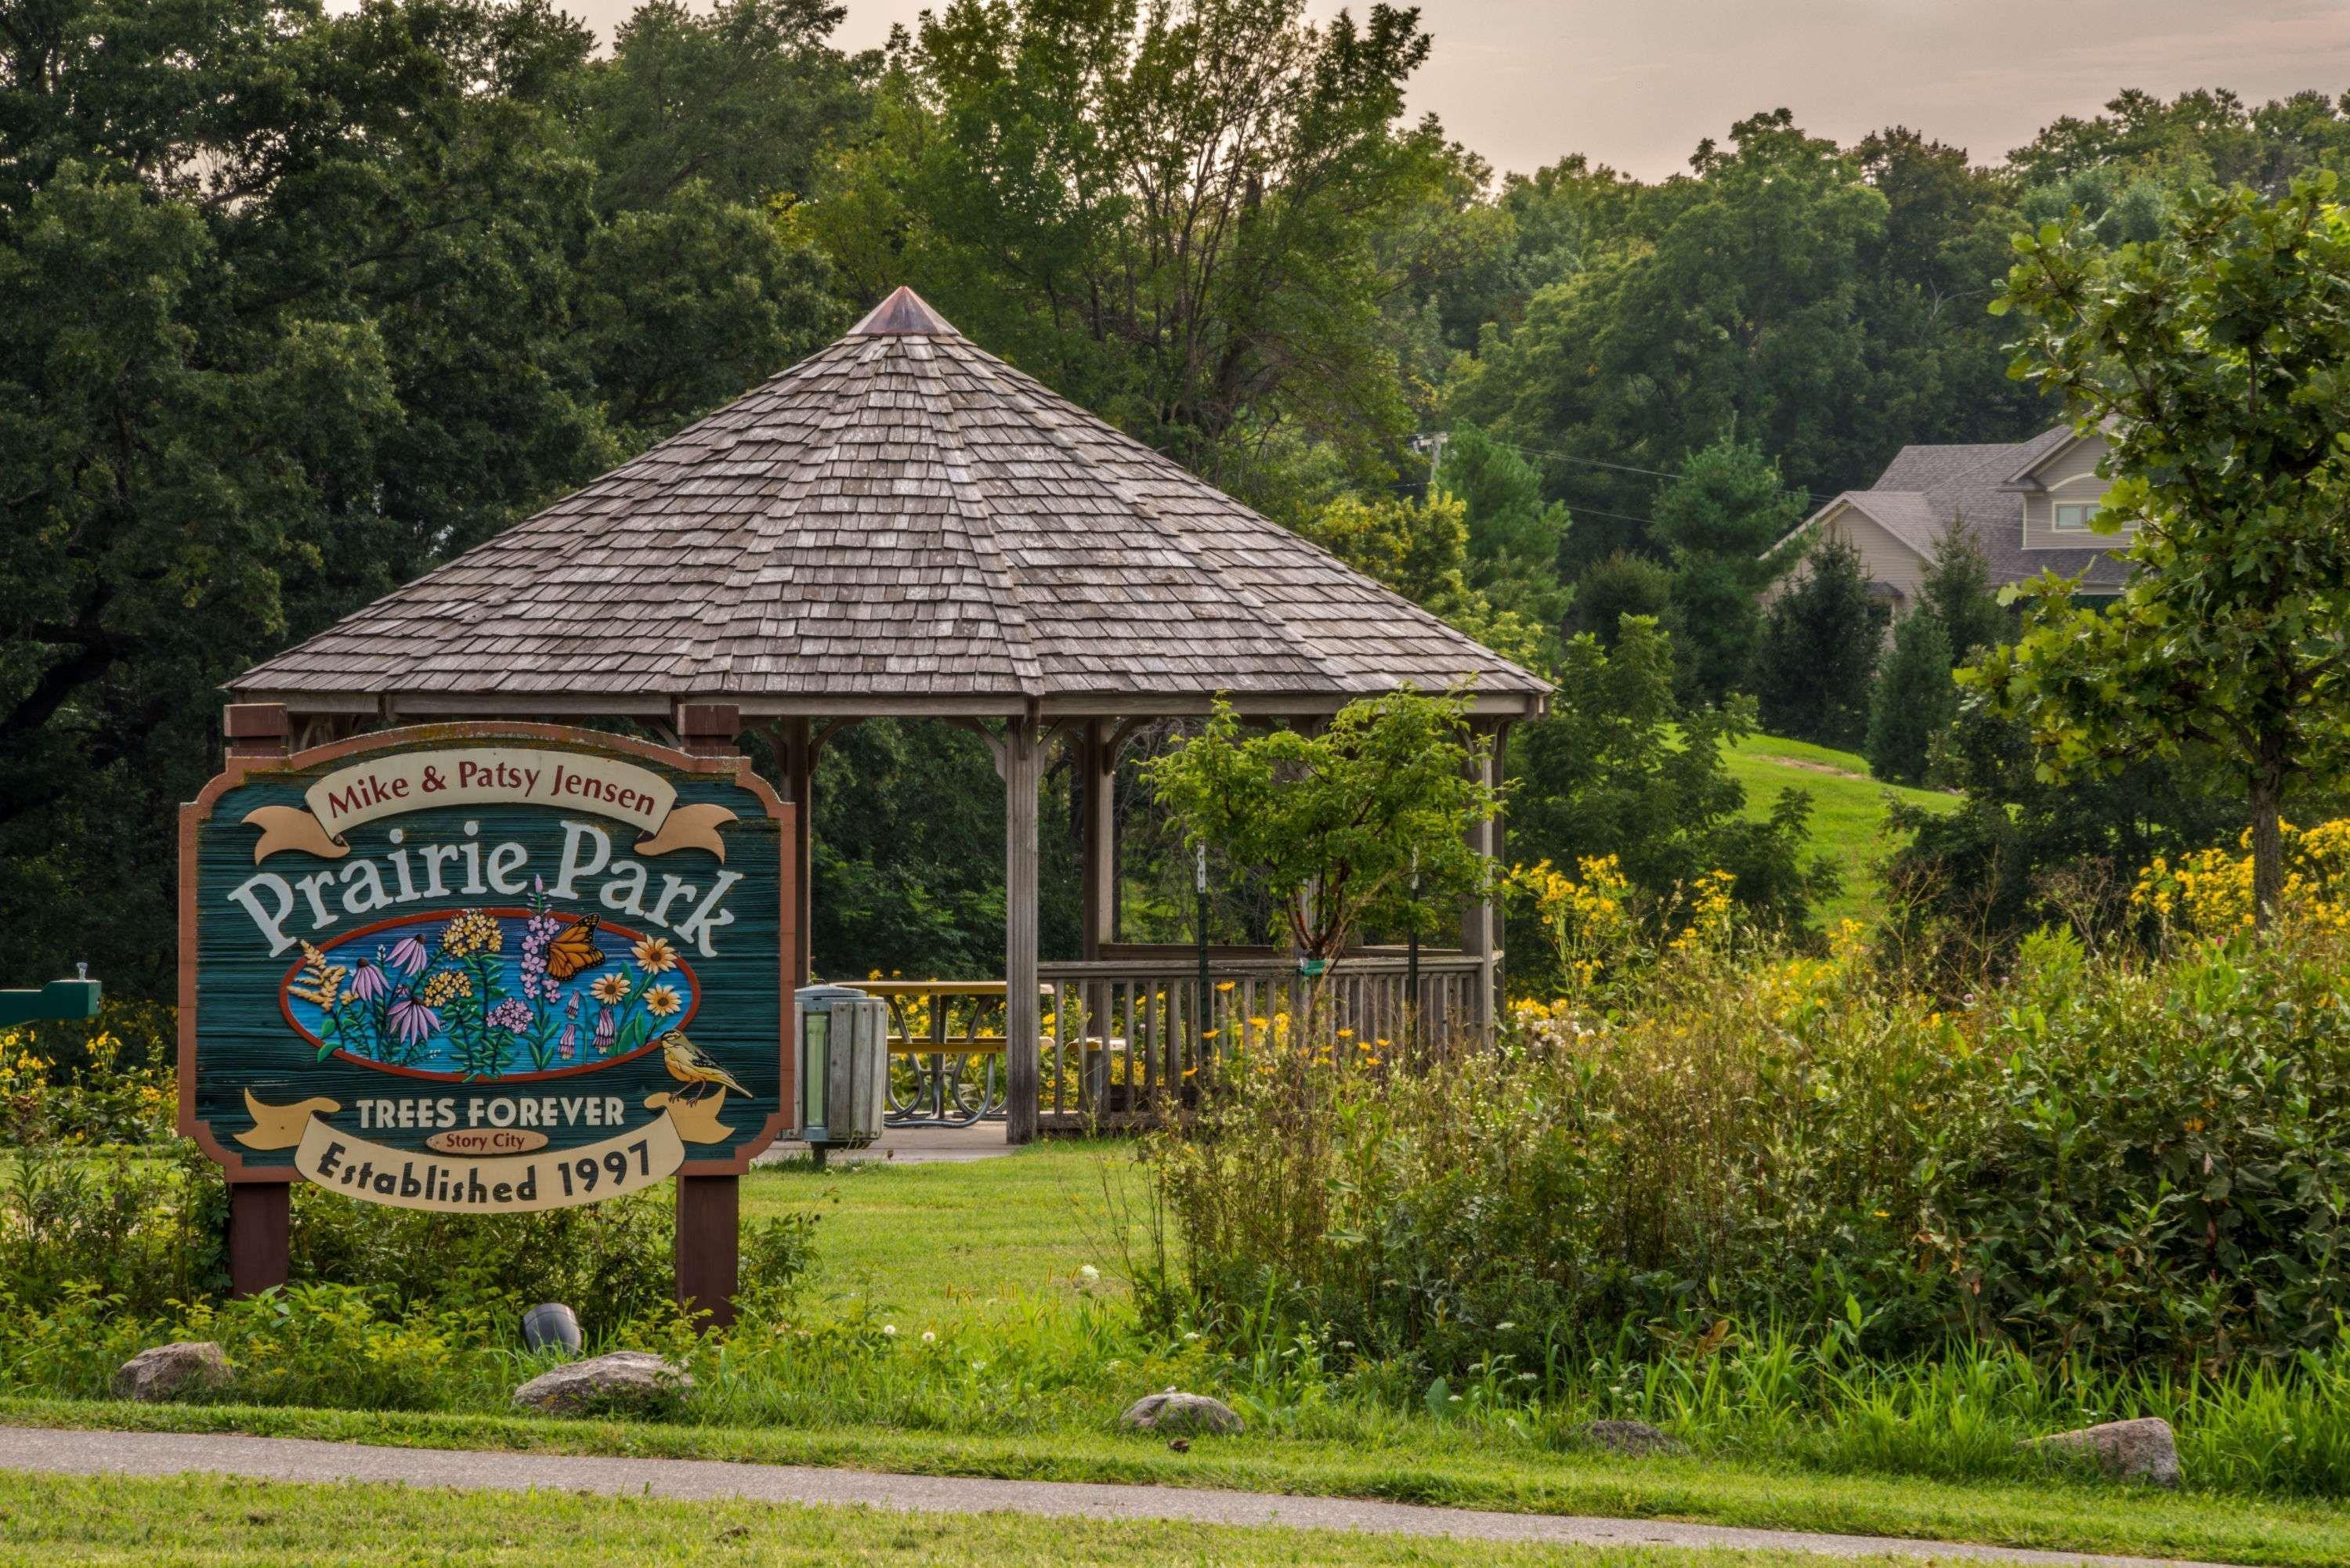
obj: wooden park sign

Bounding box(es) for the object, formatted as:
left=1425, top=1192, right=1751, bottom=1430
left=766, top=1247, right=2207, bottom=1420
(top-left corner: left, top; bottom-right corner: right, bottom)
left=181, top=717, right=794, bottom=1316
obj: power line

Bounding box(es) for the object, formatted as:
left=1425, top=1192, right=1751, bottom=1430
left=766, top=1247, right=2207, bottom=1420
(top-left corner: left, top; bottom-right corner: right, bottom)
left=1426, top=430, right=1838, bottom=509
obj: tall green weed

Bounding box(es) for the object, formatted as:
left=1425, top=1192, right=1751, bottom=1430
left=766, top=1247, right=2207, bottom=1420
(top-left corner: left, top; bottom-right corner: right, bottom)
left=1153, top=923, right=2350, bottom=1374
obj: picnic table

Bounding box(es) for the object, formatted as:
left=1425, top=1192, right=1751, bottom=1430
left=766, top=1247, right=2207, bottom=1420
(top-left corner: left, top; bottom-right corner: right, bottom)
left=855, top=979, right=1049, bottom=1128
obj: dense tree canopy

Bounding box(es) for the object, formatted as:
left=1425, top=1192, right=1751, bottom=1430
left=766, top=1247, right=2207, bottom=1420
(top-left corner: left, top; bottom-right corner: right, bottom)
left=802, top=0, right=1445, bottom=500
left=0, top=0, right=848, bottom=992
left=6, top=0, right=2345, bottom=991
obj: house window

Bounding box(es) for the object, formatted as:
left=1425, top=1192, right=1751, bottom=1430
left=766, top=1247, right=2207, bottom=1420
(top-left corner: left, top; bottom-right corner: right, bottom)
left=2052, top=502, right=2095, bottom=532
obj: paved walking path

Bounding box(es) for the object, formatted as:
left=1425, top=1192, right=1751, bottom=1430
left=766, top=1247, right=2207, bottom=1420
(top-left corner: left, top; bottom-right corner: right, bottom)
left=2, top=1426, right=2242, bottom=1566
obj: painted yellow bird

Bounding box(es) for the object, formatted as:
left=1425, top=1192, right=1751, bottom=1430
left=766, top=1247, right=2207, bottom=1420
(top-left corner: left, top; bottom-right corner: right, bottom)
left=656, top=1030, right=750, bottom=1102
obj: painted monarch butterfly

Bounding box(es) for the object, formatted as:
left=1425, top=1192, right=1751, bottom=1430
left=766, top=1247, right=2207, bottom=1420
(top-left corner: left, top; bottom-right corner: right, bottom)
left=544, top=915, right=606, bottom=983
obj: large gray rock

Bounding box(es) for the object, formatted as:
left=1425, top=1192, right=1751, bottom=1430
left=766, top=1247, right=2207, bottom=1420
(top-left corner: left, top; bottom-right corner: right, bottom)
left=1120, top=1390, right=1244, bottom=1437
left=112, top=1342, right=232, bottom=1403
left=1578, top=1418, right=1686, bottom=1458
left=2026, top=1416, right=2181, bottom=1487
left=512, top=1351, right=694, bottom=1417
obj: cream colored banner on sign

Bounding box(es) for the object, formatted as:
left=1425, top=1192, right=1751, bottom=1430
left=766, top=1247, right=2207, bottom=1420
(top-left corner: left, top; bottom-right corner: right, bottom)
left=294, top=1111, right=688, bottom=1213
left=240, top=746, right=736, bottom=864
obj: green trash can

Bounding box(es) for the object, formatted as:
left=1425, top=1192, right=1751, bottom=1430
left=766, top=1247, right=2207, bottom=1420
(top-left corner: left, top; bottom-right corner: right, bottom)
left=795, top=985, right=889, bottom=1161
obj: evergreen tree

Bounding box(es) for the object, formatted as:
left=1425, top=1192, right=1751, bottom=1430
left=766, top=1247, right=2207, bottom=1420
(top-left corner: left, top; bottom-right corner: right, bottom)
left=1434, top=423, right=1572, bottom=630
left=1919, top=519, right=2009, bottom=661
left=1650, top=435, right=1806, bottom=703
left=1567, top=551, right=1673, bottom=648
left=1749, top=537, right=1890, bottom=750
left=1866, top=609, right=1957, bottom=785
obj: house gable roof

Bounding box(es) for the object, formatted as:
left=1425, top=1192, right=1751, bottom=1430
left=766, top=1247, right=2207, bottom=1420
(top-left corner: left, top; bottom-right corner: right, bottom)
left=1777, top=425, right=2129, bottom=592
left=233, top=290, right=1549, bottom=719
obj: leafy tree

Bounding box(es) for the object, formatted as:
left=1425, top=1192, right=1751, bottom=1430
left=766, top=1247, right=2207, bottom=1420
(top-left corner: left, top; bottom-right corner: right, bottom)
left=1853, top=125, right=2052, bottom=446
left=1449, top=110, right=1904, bottom=558
left=1509, top=617, right=1824, bottom=946
left=1144, top=692, right=1499, bottom=985
left=1433, top=424, right=1571, bottom=630
left=1749, top=537, right=1890, bottom=750
left=801, top=721, right=1081, bottom=977
left=1918, top=520, right=2010, bottom=663
left=1866, top=609, right=1957, bottom=786
left=1650, top=435, right=1805, bottom=702
left=0, top=0, right=844, bottom=995
left=1567, top=551, right=1672, bottom=648
left=2009, top=88, right=2350, bottom=197
left=1294, top=491, right=1549, bottom=672
left=1886, top=704, right=2243, bottom=956
left=577, top=0, right=873, bottom=217
left=1969, top=174, right=2350, bottom=922
left=805, top=0, right=1444, bottom=497
left=579, top=186, right=842, bottom=445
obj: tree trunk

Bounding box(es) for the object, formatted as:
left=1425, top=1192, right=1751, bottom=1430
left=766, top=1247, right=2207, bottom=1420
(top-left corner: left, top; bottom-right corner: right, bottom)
left=2250, top=768, right=2285, bottom=933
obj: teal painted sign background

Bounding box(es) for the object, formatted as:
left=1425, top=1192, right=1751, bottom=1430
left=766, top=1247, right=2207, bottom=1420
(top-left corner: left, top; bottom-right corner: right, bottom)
left=182, top=726, right=790, bottom=1206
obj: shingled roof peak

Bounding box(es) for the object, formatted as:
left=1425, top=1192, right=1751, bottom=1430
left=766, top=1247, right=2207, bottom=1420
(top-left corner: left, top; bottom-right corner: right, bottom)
left=231, top=307, right=1550, bottom=716
left=848, top=285, right=960, bottom=337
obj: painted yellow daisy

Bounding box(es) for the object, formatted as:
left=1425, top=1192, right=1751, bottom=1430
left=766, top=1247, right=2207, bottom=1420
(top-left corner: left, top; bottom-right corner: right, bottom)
left=642, top=983, right=684, bottom=1018
left=632, top=935, right=680, bottom=974
left=589, top=971, right=631, bottom=1005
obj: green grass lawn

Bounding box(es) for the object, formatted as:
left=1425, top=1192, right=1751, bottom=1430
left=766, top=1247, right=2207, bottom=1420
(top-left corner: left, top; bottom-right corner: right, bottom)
left=1720, top=734, right=1961, bottom=927
left=11, top=1151, right=2350, bottom=1566
left=741, top=1140, right=1152, bottom=1323
left=0, top=1470, right=2008, bottom=1568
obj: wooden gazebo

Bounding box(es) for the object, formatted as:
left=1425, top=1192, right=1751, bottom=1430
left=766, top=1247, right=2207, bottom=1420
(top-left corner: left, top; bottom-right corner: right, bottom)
left=231, top=288, right=1550, bottom=1140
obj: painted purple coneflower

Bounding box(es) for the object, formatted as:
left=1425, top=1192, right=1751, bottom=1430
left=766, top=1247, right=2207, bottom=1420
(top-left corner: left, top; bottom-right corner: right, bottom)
left=386, top=989, right=441, bottom=1047
left=386, top=935, right=430, bottom=977
left=346, top=959, right=389, bottom=1004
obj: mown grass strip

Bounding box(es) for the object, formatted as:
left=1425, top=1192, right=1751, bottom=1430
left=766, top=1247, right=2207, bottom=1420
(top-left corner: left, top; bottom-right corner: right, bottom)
left=0, top=1468, right=2066, bottom=1568
left=4, top=1399, right=2342, bottom=1567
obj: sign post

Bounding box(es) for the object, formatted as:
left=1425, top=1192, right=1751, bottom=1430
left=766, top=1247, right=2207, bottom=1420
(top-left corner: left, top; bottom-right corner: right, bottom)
left=182, top=714, right=794, bottom=1321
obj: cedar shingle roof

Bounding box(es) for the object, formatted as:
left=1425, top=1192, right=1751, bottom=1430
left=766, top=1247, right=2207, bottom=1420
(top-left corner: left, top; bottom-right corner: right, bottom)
left=235, top=289, right=1549, bottom=718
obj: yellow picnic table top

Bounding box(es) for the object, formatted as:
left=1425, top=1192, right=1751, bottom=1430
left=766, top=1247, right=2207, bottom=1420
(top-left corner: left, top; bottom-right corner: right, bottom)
left=849, top=978, right=1047, bottom=1055
left=852, top=979, right=1050, bottom=999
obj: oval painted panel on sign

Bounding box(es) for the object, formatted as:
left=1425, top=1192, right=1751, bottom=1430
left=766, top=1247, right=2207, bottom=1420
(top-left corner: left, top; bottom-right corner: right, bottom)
left=279, top=903, right=700, bottom=1082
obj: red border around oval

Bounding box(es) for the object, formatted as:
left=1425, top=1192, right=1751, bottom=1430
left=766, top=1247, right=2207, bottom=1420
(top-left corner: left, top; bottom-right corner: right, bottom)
left=277, top=905, right=700, bottom=1082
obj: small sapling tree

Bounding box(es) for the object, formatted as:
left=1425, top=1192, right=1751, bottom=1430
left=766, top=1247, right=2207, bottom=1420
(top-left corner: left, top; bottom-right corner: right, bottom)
left=1969, top=174, right=2350, bottom=924
left=1144, top=689, right=1499, bottom=1029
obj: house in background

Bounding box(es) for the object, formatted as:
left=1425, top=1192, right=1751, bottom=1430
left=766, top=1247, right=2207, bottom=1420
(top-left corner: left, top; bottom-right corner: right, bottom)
left=1773, top=424, right=2135, bottom=609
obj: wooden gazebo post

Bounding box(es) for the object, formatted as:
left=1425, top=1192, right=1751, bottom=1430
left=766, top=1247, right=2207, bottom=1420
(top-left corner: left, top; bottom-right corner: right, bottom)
left=1003, top=716, right=1043, bottom=1143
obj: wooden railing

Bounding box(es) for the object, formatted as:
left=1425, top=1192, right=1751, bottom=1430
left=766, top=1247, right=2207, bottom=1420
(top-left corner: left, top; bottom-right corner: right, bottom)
left=1032, top=951, right=1491, bottom=1132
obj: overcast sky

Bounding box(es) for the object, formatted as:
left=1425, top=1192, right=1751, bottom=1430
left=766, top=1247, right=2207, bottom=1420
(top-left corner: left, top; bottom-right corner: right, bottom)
left=554, top=0, right=2350, bottom=179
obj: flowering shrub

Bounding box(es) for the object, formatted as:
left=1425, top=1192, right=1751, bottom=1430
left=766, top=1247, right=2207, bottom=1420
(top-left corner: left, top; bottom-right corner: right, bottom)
left=2132, top=817, right=2350, bottom=937
left=0, top=1006, right=175, bottom=1147
left=1155, top=901, right=2350, bottom=1375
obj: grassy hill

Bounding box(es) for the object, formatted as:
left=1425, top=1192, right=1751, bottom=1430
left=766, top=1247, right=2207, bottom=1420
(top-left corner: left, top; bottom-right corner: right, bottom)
left=1722, top=733, right=1961, bottom=928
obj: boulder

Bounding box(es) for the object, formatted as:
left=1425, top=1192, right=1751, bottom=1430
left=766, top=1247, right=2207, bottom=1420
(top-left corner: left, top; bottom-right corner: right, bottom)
left=512, top=1351, right=694, bottom=1417
left=113, top=1342, right=233, bottom=1403
left=1120, top=1390, right=1244, bottom=1437
left=2026, top=1416, right=2181, bottom=1487
left=1578, top=1418, right=1686, bottom=1458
